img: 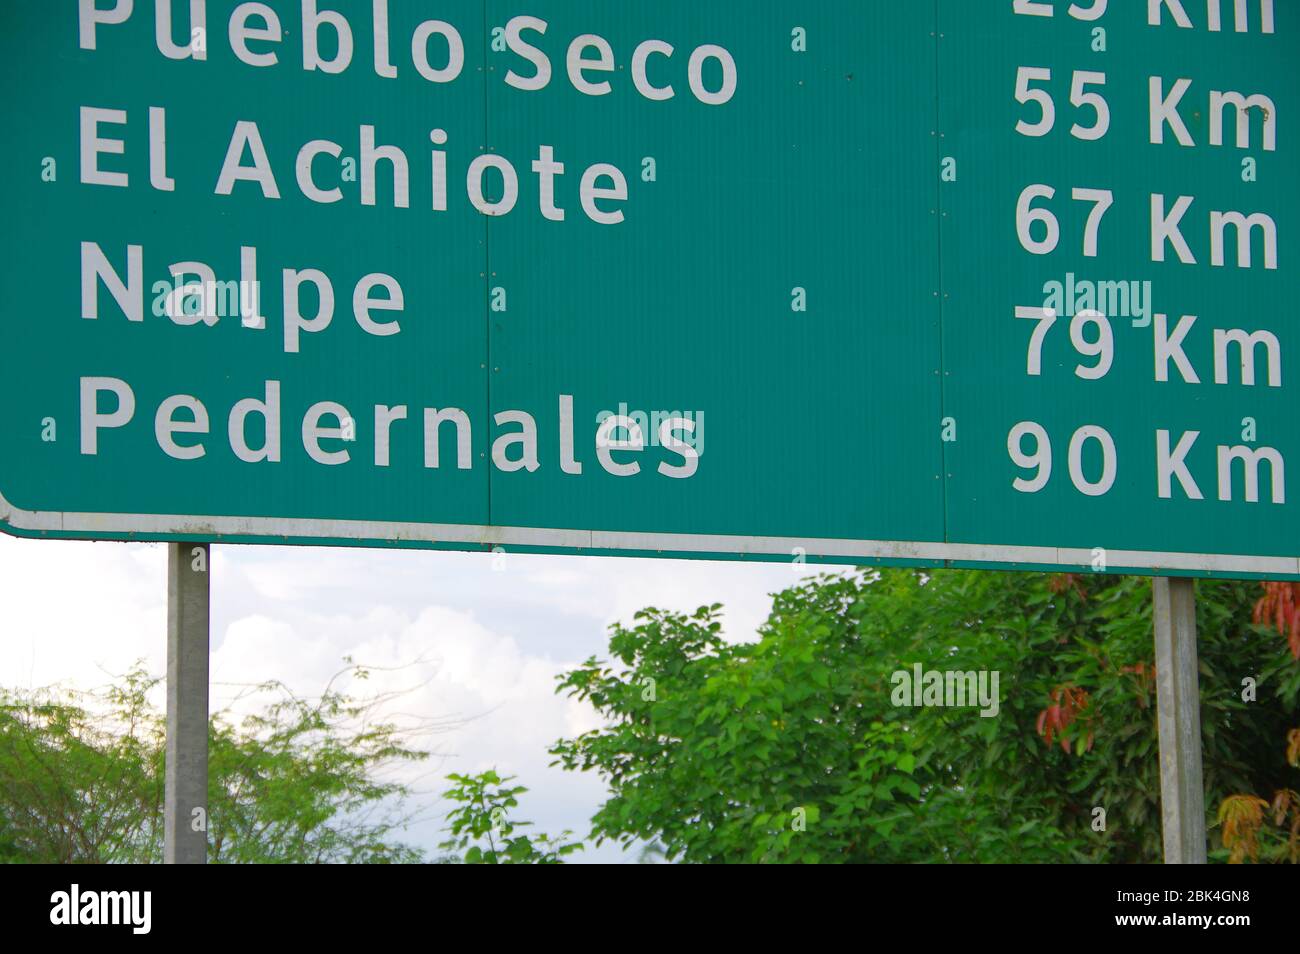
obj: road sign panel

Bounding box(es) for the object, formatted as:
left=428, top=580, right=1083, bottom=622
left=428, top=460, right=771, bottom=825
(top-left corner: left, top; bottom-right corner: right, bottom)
left=0, top=2, right=1295, bottom=577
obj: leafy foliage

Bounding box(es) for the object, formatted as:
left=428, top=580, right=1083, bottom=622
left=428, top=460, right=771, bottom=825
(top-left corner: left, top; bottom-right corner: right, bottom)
left=552, top=569, right=1300, bottom=863
left=438, top=770, right=582, bottom=864
left=1219, top=794, right=1270, bottom=863
left=0, top=668, right=162, bottom=863
left=1219, top=728, right=1300, bottom=863
left=1218, top=585, right=1300, bottom=863
left=1255, top=582, right=1300, bottom=660
left=0, top=662, right=436, bottom=863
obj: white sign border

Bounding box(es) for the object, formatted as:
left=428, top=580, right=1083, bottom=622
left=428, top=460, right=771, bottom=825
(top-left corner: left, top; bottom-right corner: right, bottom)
left=2, top=488, right=1296, bottom=576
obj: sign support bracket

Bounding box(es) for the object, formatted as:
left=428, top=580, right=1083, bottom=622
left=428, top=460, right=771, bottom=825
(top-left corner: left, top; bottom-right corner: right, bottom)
left=1152, top=576, right=1207, bottom=864
left=164, top=542, right=210, bottom=864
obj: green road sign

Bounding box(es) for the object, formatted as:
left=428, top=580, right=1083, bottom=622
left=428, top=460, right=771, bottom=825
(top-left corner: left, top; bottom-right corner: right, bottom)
left=0, top=2, right=1295, bottom=577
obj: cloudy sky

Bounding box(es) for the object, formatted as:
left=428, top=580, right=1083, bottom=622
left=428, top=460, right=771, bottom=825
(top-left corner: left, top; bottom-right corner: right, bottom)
left=0, top=532, right=822, bottom=862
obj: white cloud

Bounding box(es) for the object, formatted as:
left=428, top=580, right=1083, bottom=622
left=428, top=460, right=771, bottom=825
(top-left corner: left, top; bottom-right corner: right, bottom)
left=0, top=536, right=166, bottom=691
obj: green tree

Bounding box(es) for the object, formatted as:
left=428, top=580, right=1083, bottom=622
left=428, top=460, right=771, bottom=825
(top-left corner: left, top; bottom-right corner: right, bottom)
left=0, top=660, right=442, bottom=863
left=0, top=668, right=162, bottom=863
left=438, top=770, right=582, bottom=864
left=552, top=570, right=1300, bottom=863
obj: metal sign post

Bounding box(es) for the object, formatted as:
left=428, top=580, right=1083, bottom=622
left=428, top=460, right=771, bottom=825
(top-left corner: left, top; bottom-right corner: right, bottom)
left=164, top=542, right=209, bottom=864
left=1152, top=576, right=1207, bottom=864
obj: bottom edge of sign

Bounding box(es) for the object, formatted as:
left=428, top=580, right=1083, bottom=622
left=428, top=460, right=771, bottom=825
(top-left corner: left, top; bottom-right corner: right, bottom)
left=2, top=491, right=1295, bottom=579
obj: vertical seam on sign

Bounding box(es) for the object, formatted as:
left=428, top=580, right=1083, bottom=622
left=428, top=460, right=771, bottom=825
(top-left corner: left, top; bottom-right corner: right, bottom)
left=482, top=0, right=493, bottom=534
left=932, top=0, right=951, bottom=566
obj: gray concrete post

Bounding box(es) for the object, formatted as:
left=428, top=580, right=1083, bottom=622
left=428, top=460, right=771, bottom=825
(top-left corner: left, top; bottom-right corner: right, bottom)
left=1152, top=576, right=1207, bottom=864
left=165, top=542, right=209, bottom=864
